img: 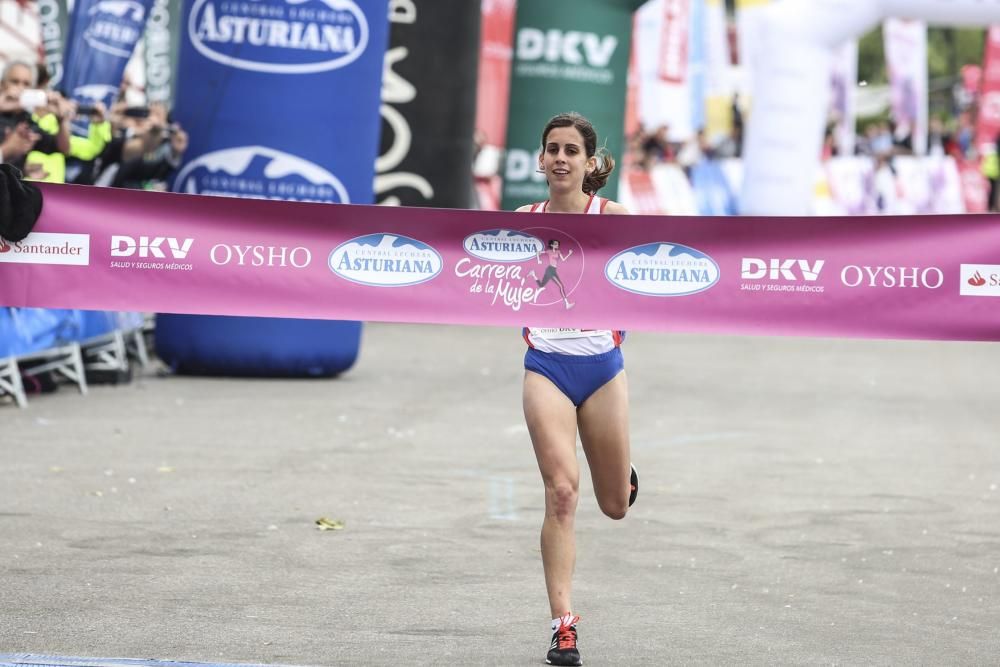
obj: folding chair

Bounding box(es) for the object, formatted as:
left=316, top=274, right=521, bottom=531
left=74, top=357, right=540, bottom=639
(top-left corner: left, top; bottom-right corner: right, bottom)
left=0, top=354, right=27, bottom=408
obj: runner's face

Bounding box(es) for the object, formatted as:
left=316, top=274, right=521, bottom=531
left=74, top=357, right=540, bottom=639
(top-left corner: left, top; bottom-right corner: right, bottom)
left=540, top=126, right=596, bottom=194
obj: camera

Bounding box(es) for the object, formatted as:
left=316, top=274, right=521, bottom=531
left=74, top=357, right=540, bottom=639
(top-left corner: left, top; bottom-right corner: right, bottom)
left=0, top=109, right=38, bottom=133
left=18, top=89, right=47, bottom=112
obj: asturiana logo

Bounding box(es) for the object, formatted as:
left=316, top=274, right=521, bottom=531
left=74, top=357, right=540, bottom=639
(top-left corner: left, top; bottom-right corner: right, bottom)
left=85, top=0, right=148, bottom=57
left=174, top=146, right=349, bottom=203
left=463, top=229, right=544, bottom=263
left=189, top=0, right=369, bottom=74
left=605, top=242, right=719, bottom=296
left=329, top=233, right=442, bottom=287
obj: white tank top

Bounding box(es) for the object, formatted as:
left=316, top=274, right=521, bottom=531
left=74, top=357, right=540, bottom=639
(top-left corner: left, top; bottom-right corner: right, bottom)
left=522, top=194, right=625, bottom=355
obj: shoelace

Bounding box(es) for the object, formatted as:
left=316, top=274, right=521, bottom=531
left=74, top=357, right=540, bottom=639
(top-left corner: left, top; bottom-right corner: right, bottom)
left=555, top=614, right=580, bottom=650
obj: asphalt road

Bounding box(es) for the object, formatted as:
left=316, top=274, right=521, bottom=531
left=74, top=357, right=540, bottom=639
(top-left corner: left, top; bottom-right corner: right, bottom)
left=2, top=323, right=999, bottom=666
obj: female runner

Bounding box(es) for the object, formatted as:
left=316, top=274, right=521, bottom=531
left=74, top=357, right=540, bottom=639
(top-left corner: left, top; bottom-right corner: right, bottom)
left=517, top=112, right=638, bottom=667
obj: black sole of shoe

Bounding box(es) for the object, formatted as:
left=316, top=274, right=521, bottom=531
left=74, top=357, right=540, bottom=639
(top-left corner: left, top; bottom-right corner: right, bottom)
left=629, top=463, right=638, bottom=507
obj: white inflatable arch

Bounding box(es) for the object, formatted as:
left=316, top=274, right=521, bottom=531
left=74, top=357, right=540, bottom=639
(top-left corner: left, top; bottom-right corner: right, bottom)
left=741, top=0, right=1000, bottom=215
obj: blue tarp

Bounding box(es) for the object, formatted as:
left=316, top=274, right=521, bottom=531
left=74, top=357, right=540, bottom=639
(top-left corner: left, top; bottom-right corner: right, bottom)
left=0, top=308, right=82, bottom=356
left=0, top=309, right=139, bottom=357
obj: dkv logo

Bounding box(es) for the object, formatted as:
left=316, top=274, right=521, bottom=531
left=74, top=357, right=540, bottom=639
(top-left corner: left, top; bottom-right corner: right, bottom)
left=174, top=146, right=349, bottom=203
left=605, top=243, right=719, bottom=296
left=189, top=0, right=369, bottom=74
left=111, top=235, right=193, bottom=259
left=517, top=28, right=617, bottom=68
left=85, top=0, right=148, bottom=57
left=741, top=258, right=825, bottom=281
left=329, top=233, right=442, bottom=287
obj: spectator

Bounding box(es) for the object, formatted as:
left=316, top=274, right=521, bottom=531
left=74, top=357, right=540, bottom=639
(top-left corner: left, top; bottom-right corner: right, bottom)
left=0, top=60, right=111, bottom=183
left=869, top=121, right=894, bottom=156
left=927, top=117, right=946, bottom=157
left=956, top=111, right=974, bottom=158
left=730, top=94, right=744, bottom=156
left=640, top=124, right=672, bottom=164
left=874, top=153, right=899, bottom=214
left=0, top=61, right=69, bottom=176
left=92, top=102, right=189, bottom=190
left=983, top=134, right=1000, bottom=213
left=676, top=129, right=713, bottom=170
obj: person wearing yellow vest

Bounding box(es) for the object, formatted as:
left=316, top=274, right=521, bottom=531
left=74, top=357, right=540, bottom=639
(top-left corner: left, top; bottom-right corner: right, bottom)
left=27, top=107, right=111, bottom=184
left=982, top=139, right=1000, bottom=213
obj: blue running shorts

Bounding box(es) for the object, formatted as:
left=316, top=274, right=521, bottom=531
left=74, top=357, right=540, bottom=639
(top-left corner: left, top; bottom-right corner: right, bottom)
left=524, top=347, right=624, bottom=407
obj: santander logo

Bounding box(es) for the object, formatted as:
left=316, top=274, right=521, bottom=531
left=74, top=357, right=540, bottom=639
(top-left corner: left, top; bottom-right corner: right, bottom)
left=0, top=238, right=11, bottom=253
left=968, top=271, right=986, bottom=287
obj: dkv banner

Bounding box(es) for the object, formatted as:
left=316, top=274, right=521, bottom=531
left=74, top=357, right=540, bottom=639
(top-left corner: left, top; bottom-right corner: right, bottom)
left=4, top=183, right=1000, bottom=342
left=173, top=0, right=389, bottom=204
left=501, top=0, right=640, bottom=210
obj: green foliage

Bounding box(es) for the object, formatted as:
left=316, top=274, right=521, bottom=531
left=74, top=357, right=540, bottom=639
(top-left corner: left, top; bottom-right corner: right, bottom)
left=857, top=25, right=985, bottom=86
left=858, top=26, right=886, bottom=86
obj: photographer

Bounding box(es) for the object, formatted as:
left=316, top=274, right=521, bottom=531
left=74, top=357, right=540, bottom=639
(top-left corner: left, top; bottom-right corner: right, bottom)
left=0, top=61, right=111, bottom=183
left=0, top=63, right=67, bottom=177
left=91, top=102, right=189, bottom=190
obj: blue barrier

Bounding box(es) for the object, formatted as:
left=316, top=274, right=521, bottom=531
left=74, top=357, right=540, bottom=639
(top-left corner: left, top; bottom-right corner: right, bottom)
left=154, top=314, right=362, bottom=378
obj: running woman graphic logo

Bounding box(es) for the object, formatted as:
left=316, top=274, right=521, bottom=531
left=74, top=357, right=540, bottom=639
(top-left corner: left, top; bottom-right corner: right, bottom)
left=189, top=0, right=369, bottom=74
left=329, top=233, right=442, bottom=287
left=174, top=146, right=350, bottom=203
left=605, top=243, right=720, bottom=296
left=455, top=228, right=583, bottom=311
left=456, top=229, right=547, bottom=311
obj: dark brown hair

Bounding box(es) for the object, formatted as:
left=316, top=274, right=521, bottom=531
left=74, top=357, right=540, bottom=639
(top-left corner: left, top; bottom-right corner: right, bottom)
left=541, top=112, right=615, bottom=194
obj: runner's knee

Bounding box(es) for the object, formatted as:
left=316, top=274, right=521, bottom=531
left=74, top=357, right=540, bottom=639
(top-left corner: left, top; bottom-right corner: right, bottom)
left=546, top=481, right=579, bottom=521
left=597, top=495, right=627, bottom=520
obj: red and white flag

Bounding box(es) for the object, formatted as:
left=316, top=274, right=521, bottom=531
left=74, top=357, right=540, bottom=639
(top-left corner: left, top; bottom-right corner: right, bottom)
left=974, top=25, right=1000, bottom=157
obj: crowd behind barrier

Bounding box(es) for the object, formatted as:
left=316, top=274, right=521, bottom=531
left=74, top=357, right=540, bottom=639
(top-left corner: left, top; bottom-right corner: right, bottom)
left=1, top=57, right=182, bottom=408
left=616, top=154, right=972, bottom=217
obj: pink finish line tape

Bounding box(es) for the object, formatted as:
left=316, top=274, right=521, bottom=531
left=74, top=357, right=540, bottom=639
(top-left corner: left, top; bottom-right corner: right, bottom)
left=2, top=183, right=1000, bottom=341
